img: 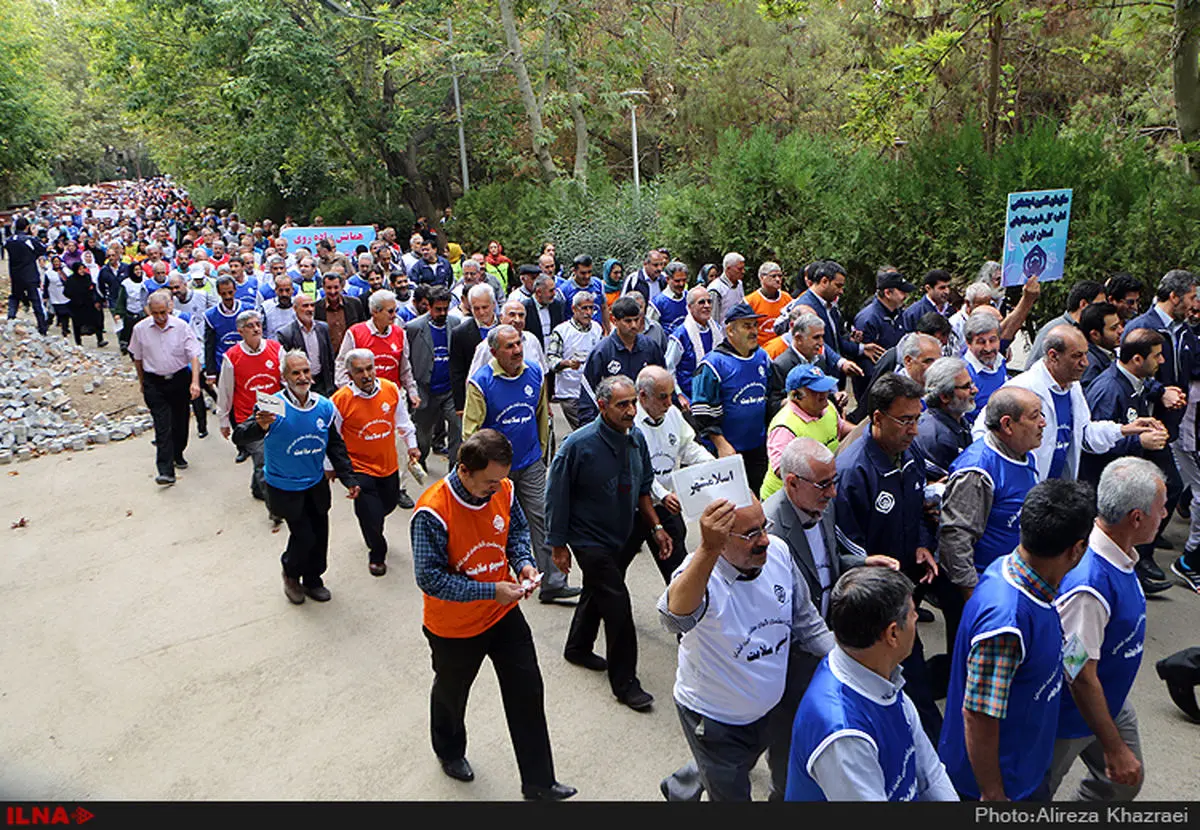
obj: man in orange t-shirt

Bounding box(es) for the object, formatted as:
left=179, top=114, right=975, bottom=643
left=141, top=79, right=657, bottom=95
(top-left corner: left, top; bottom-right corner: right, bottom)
left=410, top=429, right=577, bottom=801
left=745, top=261, right=792, bottom=347
left=332, top=348, right=420, bottom=577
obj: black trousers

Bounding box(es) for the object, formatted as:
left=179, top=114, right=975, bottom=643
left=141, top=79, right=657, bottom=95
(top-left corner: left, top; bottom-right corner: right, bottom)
left=142, top=368, right=191, bottom=476
left=564, top=545, right=639, bottom=696
left=741, top=444, right=769, bottom=496
left=6, top=279, right=48, bottom=334
left=268, top=478, right=332, bottom=588
left=423, top=607, right=556, bottom=789
left=69, top=308, right=105, bottom=346
left=120, top=312, right=144, bottom=352
left=354, top=471, right=400, bottom=563
left=619, top=504, right=687, bottom=584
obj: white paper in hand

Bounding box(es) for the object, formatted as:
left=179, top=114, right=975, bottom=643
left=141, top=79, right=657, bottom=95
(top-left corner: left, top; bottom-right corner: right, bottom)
left=256, top=391, right=286, bottom=418
left=671, top=455, right=754, bottom=522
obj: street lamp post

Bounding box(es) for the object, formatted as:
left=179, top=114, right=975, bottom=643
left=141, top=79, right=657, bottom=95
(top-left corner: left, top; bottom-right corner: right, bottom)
left=620, top=89, right=649, bottom=201
left=319, top=0, right=470, bottom=193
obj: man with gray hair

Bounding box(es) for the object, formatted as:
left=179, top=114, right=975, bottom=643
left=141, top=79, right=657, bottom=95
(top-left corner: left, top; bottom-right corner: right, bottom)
left=331, top=348, right=420, bottom=577
left=1049, top=457, right=1165, bottom=800
left=949, top=281, right=998, bottom=357
left=547, top=290, right=602, bottom=429
left=708, top=252, right=745, bottom=324
left=450, top=282, right=500, bottom=415
left=217, top=308, right=282, bottom=511
left=238, top=349, right=360, bottom=604
left=348, top=252, right=375, bottom=297
left=940, top=387, right=1045, bottom=645
left=336, top=289, right=420, bottom=413
left=464, top=325, right=577, bottom=603
left=523, top=273, right=565, bottom=351
left=548, top=374, right=668, bottom=709
left=912, top=356, right=976, bottom=480
left=963, top=308, right=1007, bottom=421
left=895, top=332, right=941, bottom=390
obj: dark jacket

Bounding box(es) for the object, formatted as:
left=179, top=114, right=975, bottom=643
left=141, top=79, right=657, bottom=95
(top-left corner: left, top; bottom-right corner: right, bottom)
left=576, top=332, right=666, bottom=425
left=763, top=490, right=861, bottom=618
left=1125, top=307, right=1192, bottom=438
left=912, top=406, right=973, bottom=480
left=1081, top=342, right=1115, bottom=391
left=1080, top=362, right=1153, bottom=484
left=314, top=294, right=367, bottom=328
left=274, top=319, right=335, bottom=395
left=449, top=316, right=490, bottom=411
left=523, top=296, right=566, bottom=349
left=794, top=288, right=860, bottom=362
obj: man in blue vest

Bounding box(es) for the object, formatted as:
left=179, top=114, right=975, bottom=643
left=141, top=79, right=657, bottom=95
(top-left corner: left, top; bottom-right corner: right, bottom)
left=786, top=566, right=957, bottom=801
left=203, top=276, right=247, bottom=388
left=938, top=478, right=1095, bottom=801
left=237, top=349, right=360, bottom=604
left=1048, top=457, right=1165, bottom=801
left=938, top=387, right=1044, bottom=647
left=463, top=324, right=578, bottom=603
left=691, top=302, right=779, bottom=493
left=962, top=309, right=1007, bottom=422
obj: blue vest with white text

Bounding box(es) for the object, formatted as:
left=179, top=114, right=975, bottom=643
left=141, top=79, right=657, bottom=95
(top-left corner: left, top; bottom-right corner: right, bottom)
left=948, top=438, right=1039, bottom=572
left=263, top=393, right=336, bottom=491
left=236, top=276, right=261, bottom=305
left=786, top=657, right=919, bottom=801
left=474, top=362, right=543, bottom=472
left=204, top=300, right=246, bottom=365
left=966, top=359, right=1006, bottom=422
left=1056, top=549, right=1146, bottom=739
left=938, top=554, right=1064, bottom=800
left=1049, top=388, right=1073, bottom=479
left=699, top=349, right=770, bottom=452
left=652, top=292, right=689, bottom=332
left=430, top=324, right=451, bottom=395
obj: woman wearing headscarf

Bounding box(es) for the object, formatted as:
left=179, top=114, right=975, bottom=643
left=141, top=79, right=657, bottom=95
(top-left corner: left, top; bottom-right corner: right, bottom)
left=602, top=258, right=625, bottom=311
left=698, top=263, right=721, bottom=286
left=64, top=261, right=108, bottom=348
left=484, top=240, right=515, bottom=292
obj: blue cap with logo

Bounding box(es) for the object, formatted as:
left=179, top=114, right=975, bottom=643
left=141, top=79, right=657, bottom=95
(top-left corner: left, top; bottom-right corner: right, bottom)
left=786, top=363, right=839, bottom=394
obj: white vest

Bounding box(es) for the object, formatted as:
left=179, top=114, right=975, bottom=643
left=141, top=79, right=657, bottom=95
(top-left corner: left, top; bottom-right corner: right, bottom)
left=551, top=319, right=602, bottom=400
left=121, top=277, right=146, bottom=314
left=673, top=537, right=794, bottom=725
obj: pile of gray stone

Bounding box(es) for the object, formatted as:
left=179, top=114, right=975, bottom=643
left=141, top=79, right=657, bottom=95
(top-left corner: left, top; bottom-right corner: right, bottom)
left=0, top=319, right=153, bottom=464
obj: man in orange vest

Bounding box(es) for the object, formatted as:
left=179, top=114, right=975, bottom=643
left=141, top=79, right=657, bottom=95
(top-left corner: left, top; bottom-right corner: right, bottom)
left=332, top=348, right=421, bottom=577
left=410, top=429, right=576, bottom=801
left=216, top=309, right=282, bottom=512
left=334, top=288, right=421, bottom=508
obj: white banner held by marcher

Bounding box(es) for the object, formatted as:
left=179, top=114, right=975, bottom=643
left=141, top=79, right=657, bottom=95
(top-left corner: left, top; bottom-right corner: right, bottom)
left=671, top=454, right=754, bottom=522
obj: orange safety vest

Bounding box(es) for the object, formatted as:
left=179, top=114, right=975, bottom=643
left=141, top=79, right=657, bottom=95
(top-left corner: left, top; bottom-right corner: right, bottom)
left=330, top=379, right=401, bottom=478
left=416, top=477, right=517, bottom=638
left=746, top=289, right=793, bottom=346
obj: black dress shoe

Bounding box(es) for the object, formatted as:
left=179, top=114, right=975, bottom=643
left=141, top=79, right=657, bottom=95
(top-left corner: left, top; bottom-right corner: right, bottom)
left=522, top=782, right=577, bottom=801
left=617, top=685, right=654, bottom=712
left=1154, top=534, right=1175, bottom=551
left=235, top=448, right=249, bottom=463
left=397, top=488, right=415, bottom=509
left=173, top=457, right=188, bottom=470
left=564, top=651, right=608, bottom=671
left=1138, top=556, right=1167, bottom=582
left=304, top=584, right=332, bottom=602
left=917, top=607, right=935, bottom=623
left=1139, top=574, right=1173, bottom=594
left=441, top=757, right=474, bottom=782
left=539, top=585, right=583, bottom=603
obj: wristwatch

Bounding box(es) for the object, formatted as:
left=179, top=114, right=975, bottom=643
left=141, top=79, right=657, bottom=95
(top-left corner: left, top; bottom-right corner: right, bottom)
left=652, top=523, right=665, bottom=533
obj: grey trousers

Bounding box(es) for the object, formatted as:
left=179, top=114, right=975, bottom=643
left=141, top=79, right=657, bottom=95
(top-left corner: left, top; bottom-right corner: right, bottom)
left=509, top=459, right=568, bottom=591
left=1046, top=701, right=1143, bottom=801
left=413, top=390, right=461, bottom=467
left=1171, top=442, right=1200, bottom=551
left=667, top=703, right=773, bottom=802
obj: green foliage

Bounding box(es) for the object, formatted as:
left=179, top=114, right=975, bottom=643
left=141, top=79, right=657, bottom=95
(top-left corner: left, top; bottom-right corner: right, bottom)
left=544, top=181, right=660, bottom=269
left=661, top=123, right=1200, bottom=325
left=310, top=194, right=414, bottom=231
left=450, top=179, right=561, bottom=261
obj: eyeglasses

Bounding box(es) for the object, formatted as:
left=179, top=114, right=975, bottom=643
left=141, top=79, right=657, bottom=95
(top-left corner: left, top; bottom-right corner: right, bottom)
left=954, top=382, right=976, bottom=391
left=794, top=475, right=836, bottom=491
left=693, top=299, right=713, bottom=306
left=881, top=410, right=921, bottom=428
left=730, top=518, right=775, bottom=541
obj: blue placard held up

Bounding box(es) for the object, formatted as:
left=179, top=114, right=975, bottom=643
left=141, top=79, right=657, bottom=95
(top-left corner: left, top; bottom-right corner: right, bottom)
left=281, top=225, right=376, bottom=257
left=1001, top=188, right=1072, bottom=288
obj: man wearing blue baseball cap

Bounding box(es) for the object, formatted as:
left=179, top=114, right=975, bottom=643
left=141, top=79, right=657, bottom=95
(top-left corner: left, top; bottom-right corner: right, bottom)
left=761, top=363, right=851, bottom=500
left=692, top=301, right=783, bottom=493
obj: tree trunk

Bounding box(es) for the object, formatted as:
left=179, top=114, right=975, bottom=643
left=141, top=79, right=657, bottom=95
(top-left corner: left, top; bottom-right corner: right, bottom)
left=565, top=59, right=589, bottom=186
left=1175, top=0, right=1200, bottom=180
left=381, top=64, right=437, bottom=221
left=497, top=0, right=559, bottom=181
left=984, top=6, right=1002, bottom=154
